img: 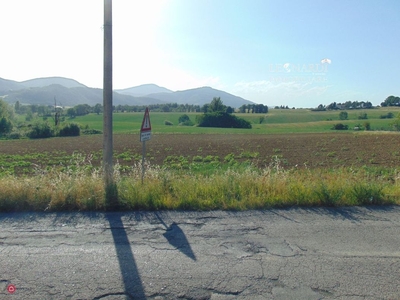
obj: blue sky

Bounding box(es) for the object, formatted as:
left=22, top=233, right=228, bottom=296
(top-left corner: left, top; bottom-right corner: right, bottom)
left=1, top=0, right=399, bottom=108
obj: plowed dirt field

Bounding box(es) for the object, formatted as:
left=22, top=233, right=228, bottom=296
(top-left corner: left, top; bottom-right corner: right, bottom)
left=1, top=132, right=400, bottom=171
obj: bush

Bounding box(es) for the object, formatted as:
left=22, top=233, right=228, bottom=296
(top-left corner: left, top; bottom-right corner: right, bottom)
left=332, top=123, right=348, bottom=130
left=82, top=129, right=102, bottom=135
left=391, top=119, right=400, bottom=131
left=179, top=120, right=194, bottom=126
left=59, top=123, right=80, bottom=137
left=363, top=121, right=371, bottom=131
left=178, top=114, right=190, bottom=123
left=27, top=122, right=54, bottom=139
left=164, top=120, right=173, bottom=126
left=178, top=114, right=194, bottom=126
left=7, top=132, right=21, bottom=139
left=196, top=112, right=252, bottom=129
left=380, top=112, right=394, bottom=119
left=358, top=113, right=368, bottom=119
left=339, top=111, right=348, bottom=120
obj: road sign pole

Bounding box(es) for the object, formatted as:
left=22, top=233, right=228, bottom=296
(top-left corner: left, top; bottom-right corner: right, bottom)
left=141, top=140, right=146, bottom=184
left=139, top=107, right=151, bottom=184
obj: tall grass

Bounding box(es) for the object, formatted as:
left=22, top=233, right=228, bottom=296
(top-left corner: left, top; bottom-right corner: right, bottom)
left=0, top=156, right=399, bottom=212
left=0, top=154, right=106, bottom=211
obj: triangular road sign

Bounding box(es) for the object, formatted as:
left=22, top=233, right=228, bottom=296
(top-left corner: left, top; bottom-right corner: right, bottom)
left=141, top=107, right=152, bottom=132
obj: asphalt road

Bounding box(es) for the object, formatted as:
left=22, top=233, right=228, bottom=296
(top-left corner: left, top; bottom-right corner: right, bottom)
left=1, top=206, right=400, bottom=300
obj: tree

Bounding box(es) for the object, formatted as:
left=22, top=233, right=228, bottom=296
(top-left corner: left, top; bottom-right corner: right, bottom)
left=339, top=111, right=348, bottom=120
left=67, top=108, right=76, bottom=118
left=253, top=104, right=268, bottom=113
left=209, top=97, right=226, bottom=112
left=0, top=98, right=14, bottom=135
left=226, top=106, right=234, bottom=114
left=381, top=95, right=400, bottom=107
left=201, top=104, right=210, bottom=113
left=197, top=98, right=251, bottom=129
left=238, top=104, right=246, bottom=113
left=0, top=98, right=13, bottom=120
left=116, top=104, right=124, bottom=112
left=326, top=102, right=338, bottom=110
left=29, top=104, right=38, bottom=114
left=177, top=104, right=186, bottom=112
left=0, top=117, right=12, bottom=135
left=14, top=101, right=21, bottom=114
left=74, top=104, right=90, bottom=116
left=25, top=110, right=33, bottom=121
left=37, top=105, right=51, bottom=117
left=94, top=103, right=103, bottom=115
left=363, top=101, right=373, bottom=109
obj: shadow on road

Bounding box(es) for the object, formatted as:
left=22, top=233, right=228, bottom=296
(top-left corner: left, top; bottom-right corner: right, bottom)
left=106, top=213, right=146, bottom=300
left=281, top=205, right=398, bottom=223
left=155, top=212, right=197, bottom=261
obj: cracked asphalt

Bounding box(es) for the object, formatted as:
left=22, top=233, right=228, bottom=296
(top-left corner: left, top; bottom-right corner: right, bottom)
left=1, top=206, right=400, bottom=299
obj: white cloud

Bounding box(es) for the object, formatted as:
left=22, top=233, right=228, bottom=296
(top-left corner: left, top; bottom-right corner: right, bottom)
left=321, top=58, right=332, bottom=64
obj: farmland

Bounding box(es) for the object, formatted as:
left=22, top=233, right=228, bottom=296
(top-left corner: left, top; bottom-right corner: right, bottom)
left=2, top=107, right=400, bottom=174
left=1, top=107, right=400, bottom=211
left=1, top=132, right=400, bottom=175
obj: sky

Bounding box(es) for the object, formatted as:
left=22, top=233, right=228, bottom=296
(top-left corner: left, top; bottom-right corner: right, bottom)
left=1, top=0, right=399, bottom=108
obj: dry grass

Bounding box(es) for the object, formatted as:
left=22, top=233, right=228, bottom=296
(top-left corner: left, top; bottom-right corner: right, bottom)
left=1, top=157, right=398, bottom=212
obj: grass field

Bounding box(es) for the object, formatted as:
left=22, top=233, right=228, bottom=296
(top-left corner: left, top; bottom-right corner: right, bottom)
left=1, top=107, right=400, bottom=211
left=71, top=107, right=400, bottom=134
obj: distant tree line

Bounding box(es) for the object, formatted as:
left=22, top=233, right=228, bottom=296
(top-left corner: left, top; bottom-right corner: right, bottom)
left=312, top=101, right=373, bottom=111
left=12, top=101, right=269, bottom=118
left=238, top=104, right=269, bottom=113
left=273, top=105, right=293, bottom=110
left=12, top=102, right=204, bottom=117
left=312, top=95, right=400, bottom=111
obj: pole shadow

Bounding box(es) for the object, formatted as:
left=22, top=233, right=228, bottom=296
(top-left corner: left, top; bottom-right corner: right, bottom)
left=106, top=213, right=146, bottom=299
left=155, top=212, right=196, bottom=261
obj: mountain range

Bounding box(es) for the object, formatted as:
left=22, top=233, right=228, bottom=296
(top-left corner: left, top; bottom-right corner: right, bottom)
left=0, top=77, right=254, bottom=108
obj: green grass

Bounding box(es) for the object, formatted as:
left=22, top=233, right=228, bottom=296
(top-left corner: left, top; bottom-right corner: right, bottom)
left=69, top=107, right=400, bottom=135
left=1, top=160, right=399, bottom=212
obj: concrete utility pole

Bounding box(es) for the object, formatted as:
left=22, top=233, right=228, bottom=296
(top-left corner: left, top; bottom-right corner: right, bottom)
left=103, top=0, right=118, bottom=209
